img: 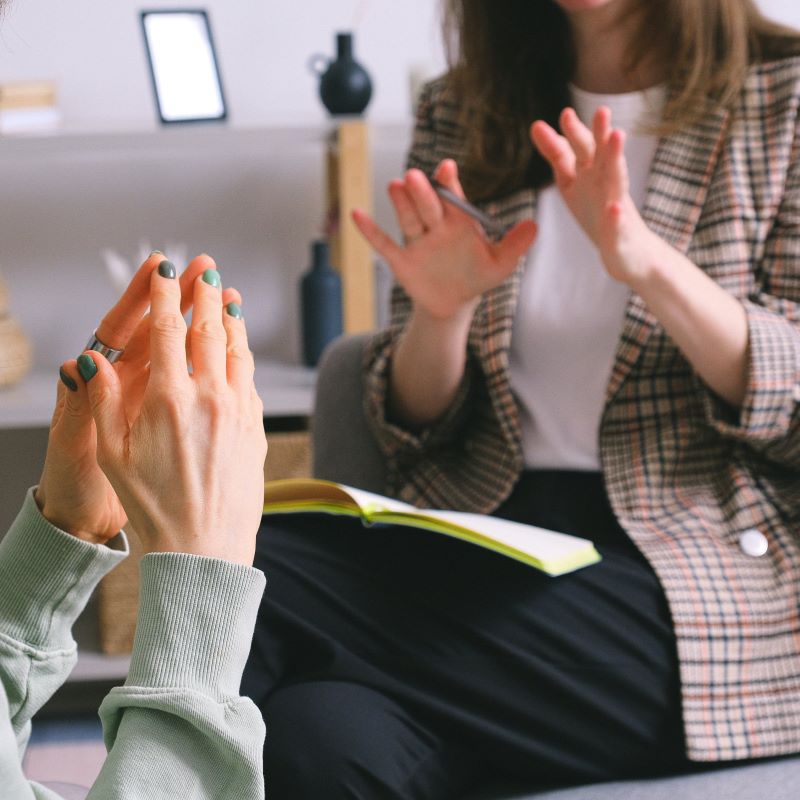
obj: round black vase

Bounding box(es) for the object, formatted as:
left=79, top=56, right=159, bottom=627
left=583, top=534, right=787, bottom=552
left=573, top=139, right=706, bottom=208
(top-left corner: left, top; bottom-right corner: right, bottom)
left=317, top=32, right=372, bottom=115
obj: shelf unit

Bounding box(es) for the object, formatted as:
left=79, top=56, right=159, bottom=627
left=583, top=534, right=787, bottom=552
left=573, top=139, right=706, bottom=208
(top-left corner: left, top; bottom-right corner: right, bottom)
left=0, top=359, right=316, bottom=430
left=1, top=120, right=410, bottom=697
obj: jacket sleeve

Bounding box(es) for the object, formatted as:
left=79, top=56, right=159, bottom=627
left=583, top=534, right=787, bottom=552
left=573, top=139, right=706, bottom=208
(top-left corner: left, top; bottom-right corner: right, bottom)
left=0, top=490, right=267, bottom=800
left=90, top=554, right=266, bottom=800
left=695, top=117, right=800, bottom=468
left=362, top=79, right=478, bottom=468
left=0, top=489, right=128, bottom=800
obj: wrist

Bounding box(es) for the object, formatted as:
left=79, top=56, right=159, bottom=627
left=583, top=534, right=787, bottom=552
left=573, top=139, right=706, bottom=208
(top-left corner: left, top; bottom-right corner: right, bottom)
left=35, top=486, right=116, bottom=546
left=601, top=223, right=666, bottom=292
left=411, top=298, right=478, bottom=333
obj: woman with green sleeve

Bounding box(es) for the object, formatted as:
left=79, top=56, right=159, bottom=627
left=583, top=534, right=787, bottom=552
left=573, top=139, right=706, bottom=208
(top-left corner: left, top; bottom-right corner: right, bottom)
left=0, top=251, right=269, bottom=799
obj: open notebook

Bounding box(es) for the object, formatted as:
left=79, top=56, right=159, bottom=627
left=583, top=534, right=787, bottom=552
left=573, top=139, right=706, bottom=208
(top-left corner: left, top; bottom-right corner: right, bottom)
left=263, top=479, right=601, bottom=577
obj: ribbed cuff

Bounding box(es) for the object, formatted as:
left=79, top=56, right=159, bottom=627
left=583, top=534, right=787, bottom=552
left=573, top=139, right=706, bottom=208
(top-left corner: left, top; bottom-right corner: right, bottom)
left=363, top=329, right=475, bottom=457
left=0, top=488, right=128, bottom=648
left=697, top=300, right=800, bottom=441
left=126, top=553, right=266, bottom=700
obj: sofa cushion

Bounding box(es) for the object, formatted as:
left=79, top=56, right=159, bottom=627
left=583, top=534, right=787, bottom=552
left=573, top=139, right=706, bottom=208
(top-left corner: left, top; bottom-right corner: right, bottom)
left=467, top=756, right=800, bottom=800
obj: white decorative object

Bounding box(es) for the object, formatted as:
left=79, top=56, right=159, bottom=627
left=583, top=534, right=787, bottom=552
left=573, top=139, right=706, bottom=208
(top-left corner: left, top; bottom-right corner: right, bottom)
left=101, top=242, right=188, bottom=295
left=0, top=273, right=33, bottom=388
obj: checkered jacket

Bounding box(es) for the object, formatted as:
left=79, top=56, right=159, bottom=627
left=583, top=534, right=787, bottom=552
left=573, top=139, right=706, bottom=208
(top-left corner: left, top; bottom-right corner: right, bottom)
left=363, top=60, right=800, bottom=762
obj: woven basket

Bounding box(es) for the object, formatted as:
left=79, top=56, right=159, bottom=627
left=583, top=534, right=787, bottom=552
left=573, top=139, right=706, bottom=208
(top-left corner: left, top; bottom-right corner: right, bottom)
left=97, top=429, right=313, bottom=655
left=0, top=277, right=33, bottom=388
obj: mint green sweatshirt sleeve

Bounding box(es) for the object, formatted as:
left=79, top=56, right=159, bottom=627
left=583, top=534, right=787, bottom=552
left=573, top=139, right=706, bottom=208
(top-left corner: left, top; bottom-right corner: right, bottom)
left=0, top=489, right=267, bottom=800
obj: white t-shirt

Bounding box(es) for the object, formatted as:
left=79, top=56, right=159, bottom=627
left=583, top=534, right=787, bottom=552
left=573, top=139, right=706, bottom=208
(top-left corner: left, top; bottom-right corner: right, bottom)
left=509, top=84, right=666, bottom=470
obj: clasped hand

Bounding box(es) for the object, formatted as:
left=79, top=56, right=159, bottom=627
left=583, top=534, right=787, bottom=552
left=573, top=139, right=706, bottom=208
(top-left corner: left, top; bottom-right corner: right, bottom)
left=35, top=254, right=267, bottom=567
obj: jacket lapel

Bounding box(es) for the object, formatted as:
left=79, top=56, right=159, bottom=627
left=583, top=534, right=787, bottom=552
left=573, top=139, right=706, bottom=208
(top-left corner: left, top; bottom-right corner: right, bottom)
left=469, top=103, right=731, bottom=444
left=604, top=102, right=732, bottom=404
left=471, top=188, right=538, bottom=448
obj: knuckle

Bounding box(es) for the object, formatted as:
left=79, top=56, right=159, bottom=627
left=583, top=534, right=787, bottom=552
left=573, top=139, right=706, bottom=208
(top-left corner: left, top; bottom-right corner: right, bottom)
left=200, top=387, right=230, bottom=417
left=193, top=317, right=227, bottom=344
left=225, top=341, right=247, bottom=360
left=93, top=384, right=116, bottom=408
left=152, top=311, right=187, bottom=337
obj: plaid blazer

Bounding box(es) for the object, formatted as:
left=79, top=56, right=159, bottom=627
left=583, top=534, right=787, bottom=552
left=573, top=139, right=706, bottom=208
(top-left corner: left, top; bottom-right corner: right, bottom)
left=363, top=60, right=800, bottom=762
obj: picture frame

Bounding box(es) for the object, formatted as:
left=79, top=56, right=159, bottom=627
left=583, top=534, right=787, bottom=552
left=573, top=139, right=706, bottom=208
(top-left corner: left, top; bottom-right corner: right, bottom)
left=140, top=9, right=228, bottom=125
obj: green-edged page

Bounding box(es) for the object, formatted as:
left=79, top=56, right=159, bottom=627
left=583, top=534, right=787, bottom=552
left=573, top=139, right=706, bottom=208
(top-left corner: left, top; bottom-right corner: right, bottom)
left=263, top=479, right=601, bottom=576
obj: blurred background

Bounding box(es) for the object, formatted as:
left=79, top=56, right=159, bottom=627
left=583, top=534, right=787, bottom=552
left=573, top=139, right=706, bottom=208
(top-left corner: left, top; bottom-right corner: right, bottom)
left=0, top=0, right=445, bottom=370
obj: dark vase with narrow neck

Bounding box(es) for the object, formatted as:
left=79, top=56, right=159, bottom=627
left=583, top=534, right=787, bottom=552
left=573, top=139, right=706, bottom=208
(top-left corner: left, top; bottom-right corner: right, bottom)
left=316, top=32, right=372, bottom=115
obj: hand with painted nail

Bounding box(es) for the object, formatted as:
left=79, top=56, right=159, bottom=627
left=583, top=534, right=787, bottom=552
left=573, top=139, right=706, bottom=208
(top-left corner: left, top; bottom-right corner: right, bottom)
left=35, top=254, right=243, bottom=545
left=80, top=267, right=267, bottom=566
left=530, top=107, right=658, bottom=285
left=352, top=159, right=537, bottom=322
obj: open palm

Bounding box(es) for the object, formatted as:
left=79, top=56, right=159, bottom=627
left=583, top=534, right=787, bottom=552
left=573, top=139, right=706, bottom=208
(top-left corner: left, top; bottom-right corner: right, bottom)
left=353, top=159, right=537, bottom=321
left=531, top=106, right=654, bottom=285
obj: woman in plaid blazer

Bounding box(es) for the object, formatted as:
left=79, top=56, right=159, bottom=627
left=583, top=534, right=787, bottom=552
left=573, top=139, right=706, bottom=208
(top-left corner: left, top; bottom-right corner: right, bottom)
left=353, top=0, right=800, bottom=773
left=244, top=1, right=800, bottom=796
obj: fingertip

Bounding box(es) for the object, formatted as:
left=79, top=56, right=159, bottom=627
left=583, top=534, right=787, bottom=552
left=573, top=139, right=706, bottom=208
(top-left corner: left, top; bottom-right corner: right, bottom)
left=77, top=352, right=101, bottom=384
left=196, top=268, right=222, bottom=292
left=405, top=167, right=428, bottom=186
left=225, top=301, right=244, bottom=320
left=222, top=286, right=243, bottom=306
left=59, top=363, right=79, bottom=393
left=190, top=252, right=217, bottom=269
left=156, top=259, right=177, bottom=280
left=352, top=208, right=371, bottom=228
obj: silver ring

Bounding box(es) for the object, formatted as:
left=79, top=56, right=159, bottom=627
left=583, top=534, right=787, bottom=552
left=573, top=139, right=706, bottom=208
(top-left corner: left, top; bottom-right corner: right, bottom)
left=84, top=330, right=124, bottom=364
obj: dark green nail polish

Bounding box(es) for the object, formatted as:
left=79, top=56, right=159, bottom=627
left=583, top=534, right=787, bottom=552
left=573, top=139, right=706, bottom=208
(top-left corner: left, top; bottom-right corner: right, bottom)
left=158, top=259, right=176, bottom=279
left=202, top=269, right=221, bottom=288
left=59, top=367, right=78, bottom=392
left=77, top=354, right=98, bottom=382
left=226, top=302, right=243, bottom=319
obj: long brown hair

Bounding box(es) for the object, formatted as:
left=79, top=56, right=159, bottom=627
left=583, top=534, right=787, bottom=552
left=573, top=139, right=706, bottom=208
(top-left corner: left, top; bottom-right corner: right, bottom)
left=444, top=0, right=800, bottom=201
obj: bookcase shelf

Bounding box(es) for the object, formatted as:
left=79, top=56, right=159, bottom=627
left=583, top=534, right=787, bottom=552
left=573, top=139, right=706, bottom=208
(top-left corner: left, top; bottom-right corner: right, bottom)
left=0, top=359, right=316, bottom=430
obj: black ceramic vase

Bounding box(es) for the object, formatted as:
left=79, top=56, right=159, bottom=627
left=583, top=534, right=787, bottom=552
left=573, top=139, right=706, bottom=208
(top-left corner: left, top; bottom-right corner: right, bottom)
left=300, top=240, right=343, bottom=367
left=310, top=32, right=372, bottom=115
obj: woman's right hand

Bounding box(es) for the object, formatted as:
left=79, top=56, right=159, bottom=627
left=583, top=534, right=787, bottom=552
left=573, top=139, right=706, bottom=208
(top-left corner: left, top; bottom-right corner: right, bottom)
left=353, top=159, right=537, bottom=322
left=80, top=264, right=267, bottom=567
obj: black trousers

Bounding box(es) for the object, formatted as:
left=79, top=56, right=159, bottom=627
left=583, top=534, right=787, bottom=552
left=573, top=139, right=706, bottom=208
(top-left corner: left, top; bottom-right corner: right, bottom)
left=242, top=471, right=689, bottom=798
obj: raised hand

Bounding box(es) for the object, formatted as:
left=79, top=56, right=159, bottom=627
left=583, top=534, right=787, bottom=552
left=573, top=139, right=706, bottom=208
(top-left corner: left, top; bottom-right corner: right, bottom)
left=353, top=159, right=537, bottom=322
left=530, top=107, right=657, bottom=286
left=35, top=253, right=241, bottom=544
left=82, top=264, right=267, bottom=567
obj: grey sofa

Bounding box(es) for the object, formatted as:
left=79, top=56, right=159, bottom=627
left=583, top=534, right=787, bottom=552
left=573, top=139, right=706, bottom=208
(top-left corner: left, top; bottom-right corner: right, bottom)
left=312, top=333, right=800, bottom=800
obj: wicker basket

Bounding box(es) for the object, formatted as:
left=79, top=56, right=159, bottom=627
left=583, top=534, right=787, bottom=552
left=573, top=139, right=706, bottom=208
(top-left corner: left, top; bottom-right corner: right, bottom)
left=97, top=429, right=312, bottom=655
left=0, top=277, right=33, bottom=388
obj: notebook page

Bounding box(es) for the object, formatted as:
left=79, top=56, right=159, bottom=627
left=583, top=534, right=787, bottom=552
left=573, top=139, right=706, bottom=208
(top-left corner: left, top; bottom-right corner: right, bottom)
left=415, top=510, right=592, bottom=559
left=342, top=486, right=419, bottom=515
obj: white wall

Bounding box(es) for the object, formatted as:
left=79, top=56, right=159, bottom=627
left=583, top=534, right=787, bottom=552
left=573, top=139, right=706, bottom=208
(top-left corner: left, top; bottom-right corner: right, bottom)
left=0, top=0, right=446, bottom=131
left=758, top=0, right=800, bottom=29
left=2, top=0, right=800, bottom=373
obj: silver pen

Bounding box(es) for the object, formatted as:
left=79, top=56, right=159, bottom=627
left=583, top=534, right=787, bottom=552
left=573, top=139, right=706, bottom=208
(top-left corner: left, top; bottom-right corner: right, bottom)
left=431, top=180, right=507, bottom=239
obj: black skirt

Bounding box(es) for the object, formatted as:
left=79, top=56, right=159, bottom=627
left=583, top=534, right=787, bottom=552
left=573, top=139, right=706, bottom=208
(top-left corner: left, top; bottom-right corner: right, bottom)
left=242, top=471, right=688, bottom=799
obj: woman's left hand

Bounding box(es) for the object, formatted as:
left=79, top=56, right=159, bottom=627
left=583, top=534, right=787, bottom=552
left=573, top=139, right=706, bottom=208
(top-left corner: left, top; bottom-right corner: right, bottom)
left=530, top=107, right=658, bottom=287
left=35, top=253, right=240, bottom=545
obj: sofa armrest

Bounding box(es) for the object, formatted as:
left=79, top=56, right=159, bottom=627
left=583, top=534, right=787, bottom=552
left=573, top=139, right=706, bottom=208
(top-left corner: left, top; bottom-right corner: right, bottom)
left=311, top=334, right=387, bottom=493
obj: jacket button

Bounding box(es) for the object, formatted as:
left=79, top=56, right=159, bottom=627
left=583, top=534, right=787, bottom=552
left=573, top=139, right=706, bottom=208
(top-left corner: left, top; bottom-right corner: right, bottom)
left=739, top=529, right=769, bottom=557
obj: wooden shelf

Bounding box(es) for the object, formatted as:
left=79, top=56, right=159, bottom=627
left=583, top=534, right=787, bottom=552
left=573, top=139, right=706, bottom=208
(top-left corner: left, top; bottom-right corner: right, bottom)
left=0, top=122, right=410, bottom=162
